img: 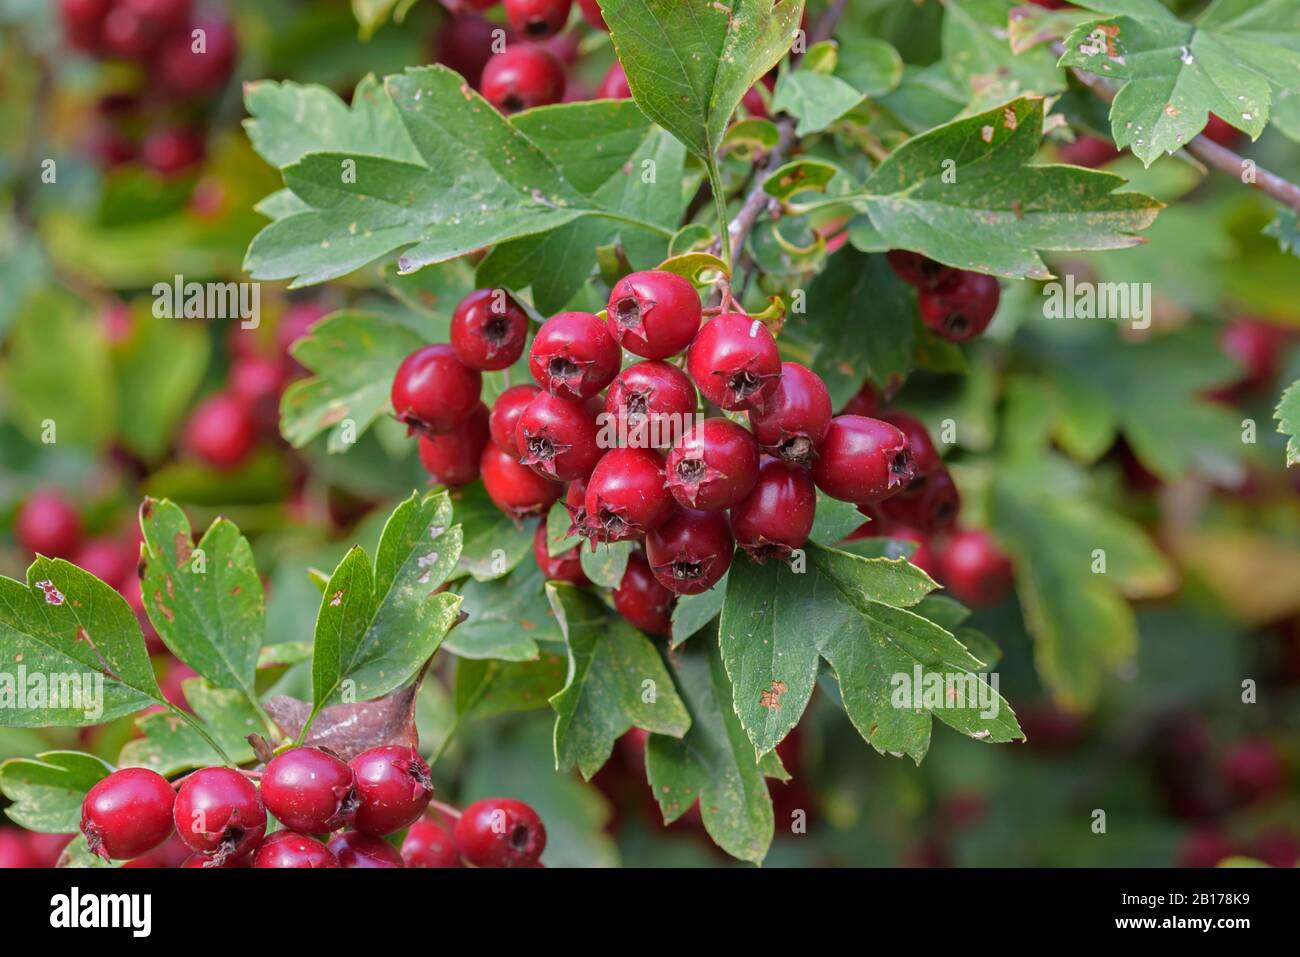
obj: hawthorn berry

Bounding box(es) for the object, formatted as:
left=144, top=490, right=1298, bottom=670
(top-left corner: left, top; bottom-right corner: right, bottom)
left=401, top=819, right=464, bottom=868
left=811, top=415, right=914, bottom=504
left=455, top=798, right=547, bottom=868
left=184, top=392, right=256, bottom=469
left=606, top=270, right=702, bottom=359
left=605, top=360, right=697, bottom=449
left=885, top=250, right=957, bottom=290
left=349, top=745, right=434, bottom=836
left=917, top=271, right=1000, bottom=342
left=686, top=313, right=782, bottom=412
left=154, top=15, right=237, bottom=96
left=584, top=447, right=676, bottom=542
left=481, top=442, right=563, bottom=519
left=481, top=46, right=566, bottom=114
left=173, top=767, right=267, bottom=863
left=504, top=0, right=572, bottom=39
left=613, top=549, right=676, bottom=636
left=748, top=362, right=832, bottom=464
left=252, top=831, right=339, bottom=868
left=418, top=402, right=492, bottom=486
left=450, top=289, right=530, bottom=371
left=490, top=384, right=541, bottom=457
left=515, top=391, right=603, bottom=481
left=666, top=418, right=760, bottom=510
left=260, top=746, right=359, bottom=835
left=730, top=458, right=816, bottom=562
left=597, top=62, right=631, bottom=99
left=391, top=344, right=483, bottom=434
left=15, top=488, right=81, bottom=558
left=529, top=311, right=621, bottom=399
left=533, top=521, right=588, bottom=585
left=645, top=508, right=734, bottom=595
left=936, top=528, right=1012, bottom=606
left=80, top=768, right=176, bottom=861
left=328, top=831, right=405, bottom=868
left=876, top=466, right=960, bottom=535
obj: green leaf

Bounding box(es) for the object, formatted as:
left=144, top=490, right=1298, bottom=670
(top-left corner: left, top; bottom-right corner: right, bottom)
left=547, top=584, right=690, bottom=780
left=0, top=751, right=112, bottom=833
left=445, top=563, right=560, bottom=661
left=771, top=69, right=864, bottom=136
left=111, top=311, right=210, bottom=462
left=453, top=483, right=535, bottom=581
left=118, top=679, right=260, bottom=775
left=578, top=539, right=634, bottom=588
left=1275, top=379, right=1300, bottom=467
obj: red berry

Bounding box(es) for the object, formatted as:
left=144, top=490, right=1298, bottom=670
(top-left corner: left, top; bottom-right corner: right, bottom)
left=1221, top=739, right=1286, bottom=806
left=747, top=362, right=832, bottom=464
left=154, top=16, right=237, bottom=96
left=328, top=831, right=405, bottom=868
left=730, top=458, right=816, bottom=562
left=184, top=392, right=256, bottom=469
left=80, top=768, right=175, bottom=861
left=490, top=384, right=542, bottom=457
left=529, top=311, right=621, bottom=399
left=533, top=521, right=588, bottom=584
left=604, top=360, right=697, bottom=450
left=418, top=402, right=491, bottom=486
left=645, top=508, right=733, bottom=595
left=260, top=747, right=359, bottom=835
left=606, top=270, right=702, bottom=359
left=183, top=851, right=250, bottom=868
left=504, top=0, right=572, bottom=39
left=515, top=391, right=604, bottom=481
left=481, top=442, right=563, bottom=519
left=885, top=251, right=957, bottom=290
left=812, top=415, right=914, bottom=504
left=613, top=549, right=676, bottom=636
left=936, top=529, right=1012, bottom=606
left=173, top=767, right=266, bottom=863
left=666, top=418, right=760, bottom=510
left=583, top=447, right=675, bottom=542
left=686, top=314, right=782, bottom=412
left=597, top=62, right=630, bottom=98
left=391, top=344, right=483, bottom=434
left=875, top=466, right=960, bottom=535
left=349, top=745, right=434, bottom=836
left=252, top=831, right=339, bottom=868
left=481, top=46, right=566, bottom=113
left=839, top=379, right=879, bottom=417
left=450, top=289, right=530, bottom=371
left=917, top=271, right=1000, bottom=342
left=15, top=488, right=81, bottom=558
left=402, top=819, right=463, bottom=867
left=577, top=0, right=607, bottom=29
left=454, top=798, right=546, bottom=868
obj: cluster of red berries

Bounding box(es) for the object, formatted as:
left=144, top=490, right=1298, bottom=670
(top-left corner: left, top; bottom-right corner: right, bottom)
left=57, top=0, right=236, bottom=176
left=76, top=745, right=546, bottom=868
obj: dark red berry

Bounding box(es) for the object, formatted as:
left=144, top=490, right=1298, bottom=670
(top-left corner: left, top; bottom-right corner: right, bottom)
left=533, top=521, right=588, bottom=585
left=80, top=768, right=175, bottom=861
left=747, top=362, right=832, bottom=464
left=450, top=289, right=530, bottom=371
left=419, top=402, right=491, bottom=486
left=515, top=392, right=603, bottom=481
left=918, top=271, right=1000, bottom=342
left=260, top=747, right=359, bottom=835
left=349, top=746, right=434, bottom=837
left=686, top=313, right=782, bottom=412
left=605, top=360, right=697, bottom=450
left=876, top=466, right=960, bottom=535
left=454, top=798, right=546, bottom=868
left=584, top=447, right=675, bottom=542
left=481, top=442, right=563, bottom=519
left=597, top=62, right=630, bottom=98
left=839, top=379, right=879, bottom=417
left=606, top=270, right=702, bottom=359
left=184, top=392, right=256, bottom=469
left=401, top=819, right=463, bottom=867
left=173, top=767, right=266, bottom=863
left=253, top=831, right=339, bottom=868
left=481, top=46, right=566, bottom=114
left=328, top=831, right=405, bottom=868
left=391, top=344, right=483, bottom=434
left=811, top=415, right=914, bottom=504
left=154, top=16, right=237, bottom=96
left=645, top=508, right=733, bottom=595
left=529, top=311, right=621, bottom=400
left=936, top=528, right=1012, bottom=606
left=613, top=549, right=676, bottom=636
left=730, top=458, right=816, bottom=562
left=666, top=418, right=760, bottom=510
left=577, top=0, right=607, bottom=29
left=885, top=250, right=957, bottom=290
left=490, top=384, right=541, bottom=457
left=504, top=0, right=571, bottom=39
left=15, top=489, right=81, bottom=558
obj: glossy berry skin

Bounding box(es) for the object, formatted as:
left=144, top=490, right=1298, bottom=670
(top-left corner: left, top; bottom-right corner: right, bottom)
left=455, top=798, right=547, bottom=868
left=533, top=521, right=588, bottom=585
left=812, top=415, right=914, bottom=504
left=490, top=384, right=541, bottom=457
left=646, top=508, right=733, bottom=596
left=80, top=768, right=175, bottom=862
left=666, top=418, right=760, bottom=510
left=885, top=251, right=957, bottom=290
left=260, top=747, right=358, bottom=835
left=584, top=447, right=675, bottom=542
left=402, top=820, right=464, bottom=868
left=173, top=767, right=266, bottom=862
left=747, top=362, right=832, bottom=465
left=876, top=467, right=960, bottom=535
left=605, top=360, right=697, bottom=450
left=481, top=46, right=566, bottom=114
left=730, top=458, right=816, bottom=562
left=15, top=489, right=81, bottom=558
left=154, top=16, right=237, bottom=97
left=418, top=402, right=491, bottom=486
left=450, top=289, right=530, bottom=371
left=686, top=314, right=782, bottom=412
left=597, top=62, right=630, bottom=99
left=328, top=831, right=405, bottom=868
left=614, top=550, right=676, bottom=637
left=515, top=392, right=603, bottom=481
left=481, top=442, right=563, bottom=519
left=606, top=270, right=702, bottom=359
left=504, top=0, right=572, bottom=39
left=252, top=831, right=338, bottom=869
left=918, top=271, right=1000, bottom=342
left=529, top=311, right=621, bottom=400
left=936, top=529, right=1012, bottom=607
left=391, top=344, right=483, bottom=435
left=185, top=392, right=255, bottom=469
left=349, top=746, right=434, bottom=837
